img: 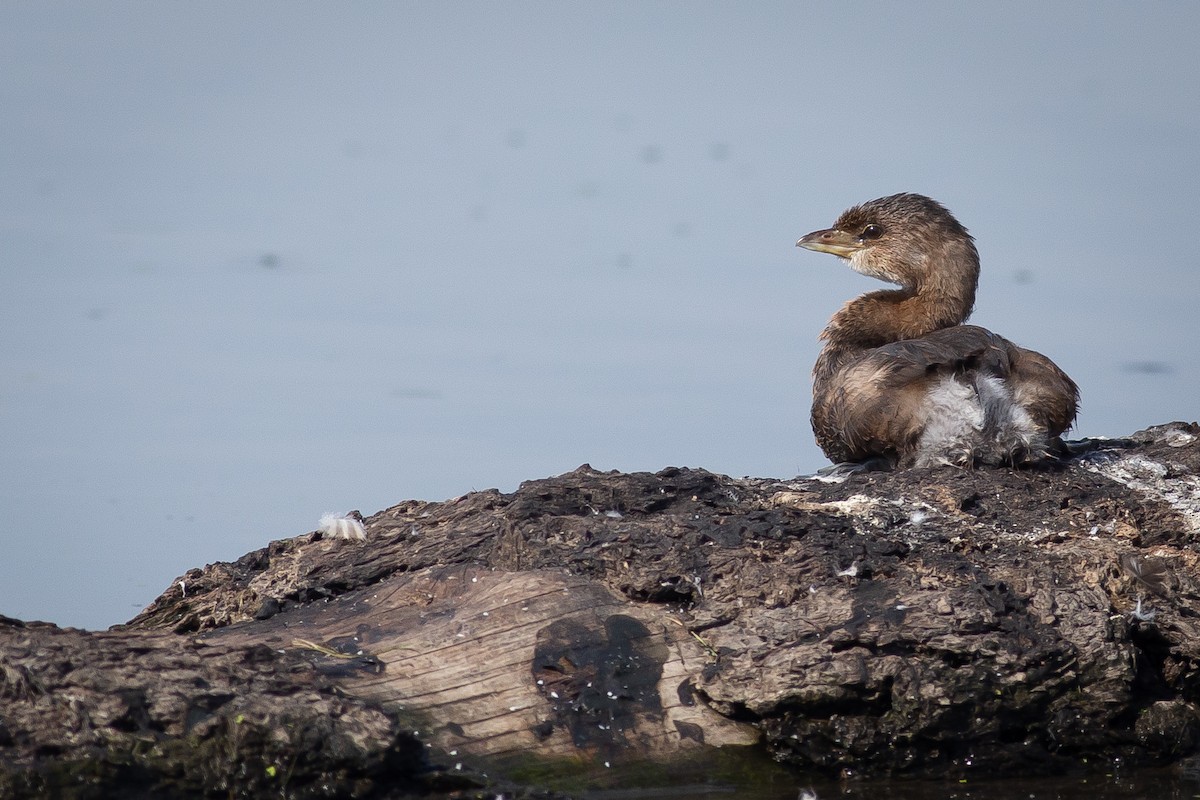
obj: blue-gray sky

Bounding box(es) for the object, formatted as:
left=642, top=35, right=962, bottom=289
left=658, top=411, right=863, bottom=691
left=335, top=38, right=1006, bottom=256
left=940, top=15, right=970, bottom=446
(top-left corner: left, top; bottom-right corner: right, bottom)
left=2, top=2, right=1198, bottom=629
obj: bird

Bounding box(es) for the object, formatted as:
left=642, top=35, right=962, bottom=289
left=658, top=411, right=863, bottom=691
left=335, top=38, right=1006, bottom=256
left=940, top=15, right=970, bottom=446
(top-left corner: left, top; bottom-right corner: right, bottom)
left=795, top=193, right=1079, bottom=471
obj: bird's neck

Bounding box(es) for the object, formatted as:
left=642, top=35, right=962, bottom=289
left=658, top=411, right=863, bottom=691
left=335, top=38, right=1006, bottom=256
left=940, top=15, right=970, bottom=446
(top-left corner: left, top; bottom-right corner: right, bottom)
left=820, top=279, right=975, bottom=351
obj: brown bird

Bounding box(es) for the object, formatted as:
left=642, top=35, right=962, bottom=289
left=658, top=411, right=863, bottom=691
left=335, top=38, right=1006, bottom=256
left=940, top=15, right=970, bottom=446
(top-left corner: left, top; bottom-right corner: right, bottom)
left=796, top=193, right=1079, bottom=471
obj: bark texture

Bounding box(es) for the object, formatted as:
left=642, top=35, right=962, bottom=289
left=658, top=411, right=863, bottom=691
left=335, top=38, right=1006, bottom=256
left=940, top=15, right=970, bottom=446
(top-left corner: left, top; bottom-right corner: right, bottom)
left=4, top=422, right=1200, bottom=797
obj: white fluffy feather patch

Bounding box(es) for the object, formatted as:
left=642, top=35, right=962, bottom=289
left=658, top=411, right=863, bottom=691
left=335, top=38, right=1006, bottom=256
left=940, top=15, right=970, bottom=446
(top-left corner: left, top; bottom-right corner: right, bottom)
left=915, top=375, right=1045, bottom=466
left=319, top=512, right=366, bottom=541
left=914, top=378, right=985, bottom=466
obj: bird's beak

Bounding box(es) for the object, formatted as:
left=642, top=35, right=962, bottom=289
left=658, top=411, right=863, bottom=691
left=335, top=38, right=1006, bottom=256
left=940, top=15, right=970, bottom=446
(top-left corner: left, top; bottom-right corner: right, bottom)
left=796, top=228, right=863, bottom=258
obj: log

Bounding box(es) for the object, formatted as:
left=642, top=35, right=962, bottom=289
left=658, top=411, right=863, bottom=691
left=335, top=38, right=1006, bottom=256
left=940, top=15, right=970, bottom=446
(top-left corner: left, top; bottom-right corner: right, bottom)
left=3, top=422, right=1200, bottom=797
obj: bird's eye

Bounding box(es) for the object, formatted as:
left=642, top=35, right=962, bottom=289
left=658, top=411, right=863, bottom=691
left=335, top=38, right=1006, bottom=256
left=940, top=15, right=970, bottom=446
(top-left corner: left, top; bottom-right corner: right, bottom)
left=861, top=224, right=884, bottom=240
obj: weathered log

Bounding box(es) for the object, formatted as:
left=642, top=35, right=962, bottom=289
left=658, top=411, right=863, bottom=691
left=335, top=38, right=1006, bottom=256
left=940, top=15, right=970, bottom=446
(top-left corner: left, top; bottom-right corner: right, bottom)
left=3, top=422, right=1200, bottom=797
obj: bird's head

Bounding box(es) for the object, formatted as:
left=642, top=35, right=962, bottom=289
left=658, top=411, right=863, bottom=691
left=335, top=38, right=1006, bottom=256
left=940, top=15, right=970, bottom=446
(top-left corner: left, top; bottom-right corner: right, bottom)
left=796, top=193, right=979, bottom=292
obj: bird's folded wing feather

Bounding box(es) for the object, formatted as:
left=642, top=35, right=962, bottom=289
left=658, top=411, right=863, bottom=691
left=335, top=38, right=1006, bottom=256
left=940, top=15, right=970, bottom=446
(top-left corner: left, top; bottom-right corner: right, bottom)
left=863, top=325, right=1078, bottom=435
left=867, top=325, right=1012, bottom=385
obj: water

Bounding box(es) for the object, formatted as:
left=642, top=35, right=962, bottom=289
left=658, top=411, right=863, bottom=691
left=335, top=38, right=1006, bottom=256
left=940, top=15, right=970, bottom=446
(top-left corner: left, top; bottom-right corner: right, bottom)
left=3, top=12, right=1198, bottom=797
left=577, top=767, right=1199, bottom=800
left=1, top=3, right=1197, bottom=649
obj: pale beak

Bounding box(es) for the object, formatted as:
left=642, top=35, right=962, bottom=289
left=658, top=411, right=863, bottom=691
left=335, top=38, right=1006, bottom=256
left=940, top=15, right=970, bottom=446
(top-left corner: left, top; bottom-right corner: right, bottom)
left=796, top=228, right=863, bottom=258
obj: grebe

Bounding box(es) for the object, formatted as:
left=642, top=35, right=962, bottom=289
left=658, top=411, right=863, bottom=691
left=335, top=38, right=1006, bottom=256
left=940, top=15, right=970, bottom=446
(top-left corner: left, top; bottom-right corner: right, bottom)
left=796, top=193, right=1079, bottom=470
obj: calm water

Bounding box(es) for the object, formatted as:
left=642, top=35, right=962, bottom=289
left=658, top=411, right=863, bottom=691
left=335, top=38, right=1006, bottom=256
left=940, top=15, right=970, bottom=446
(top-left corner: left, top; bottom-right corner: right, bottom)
left=4, top=14, right=1199, bottom=800
left=2, top=3, right=1198, bottom=643
left=403, top=762, right=1200, bottom=800
left=578, top=768, right=1200, bottom=800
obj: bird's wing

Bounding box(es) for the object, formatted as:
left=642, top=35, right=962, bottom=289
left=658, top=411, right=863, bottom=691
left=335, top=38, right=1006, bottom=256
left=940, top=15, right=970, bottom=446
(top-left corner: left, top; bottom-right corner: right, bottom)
left=1006, top=345, right=1080, bottom=435
left=868, top=325, right=1078, bottom=433
left=811, top=328, right=1005, bottom=464
left=811, top=325, right=1076, bottom=465
left=866, top=325, right=1013, bottom=386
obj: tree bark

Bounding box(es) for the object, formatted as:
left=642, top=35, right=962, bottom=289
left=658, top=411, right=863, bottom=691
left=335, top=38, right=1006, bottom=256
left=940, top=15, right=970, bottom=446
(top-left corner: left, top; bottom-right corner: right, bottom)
left=4, top=422, right=1200, bottom=797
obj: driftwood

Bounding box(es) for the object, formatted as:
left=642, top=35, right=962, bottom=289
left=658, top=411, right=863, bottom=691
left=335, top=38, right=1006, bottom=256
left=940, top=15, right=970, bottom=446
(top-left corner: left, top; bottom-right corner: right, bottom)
left=4, top=422, right=1200, bottom=798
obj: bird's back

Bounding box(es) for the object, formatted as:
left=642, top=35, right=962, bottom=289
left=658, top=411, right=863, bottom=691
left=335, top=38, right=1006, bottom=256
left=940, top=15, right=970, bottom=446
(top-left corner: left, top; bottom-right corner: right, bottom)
left=812, top=325, right=1078, bottom=469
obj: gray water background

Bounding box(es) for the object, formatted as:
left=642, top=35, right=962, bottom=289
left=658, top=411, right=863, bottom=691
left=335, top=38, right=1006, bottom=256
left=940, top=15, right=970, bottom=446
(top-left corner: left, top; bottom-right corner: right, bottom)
left=2, top=3, right=1197, bottom=635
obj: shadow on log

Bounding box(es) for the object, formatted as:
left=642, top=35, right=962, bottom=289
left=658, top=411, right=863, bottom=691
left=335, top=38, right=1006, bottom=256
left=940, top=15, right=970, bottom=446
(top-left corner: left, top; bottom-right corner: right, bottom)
left=4, top=422, right=1200, bottom=798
